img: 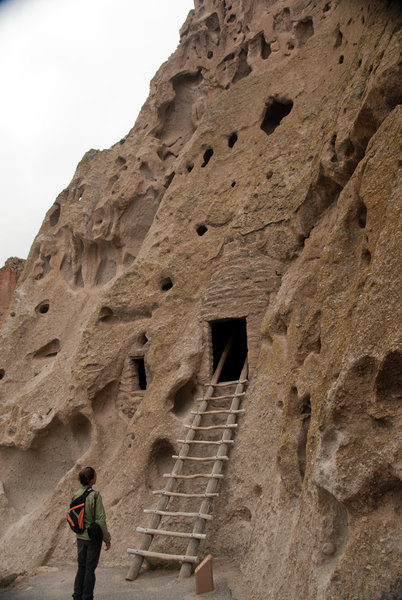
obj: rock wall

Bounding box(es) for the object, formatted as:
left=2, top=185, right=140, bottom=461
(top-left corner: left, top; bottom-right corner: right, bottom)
left=0, top=258, right=25, bottom=326
left=0, top=1, right=401, bottom=598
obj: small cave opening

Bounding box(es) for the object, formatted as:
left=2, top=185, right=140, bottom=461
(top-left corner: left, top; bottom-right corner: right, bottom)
left=228, top=132, right=238, bottom=148
left=35, top=301, right=50, bottom=315
left=149, top=438, right=175, bottom=483
left=297, top=393, right=311, bottom=480
left=160, top=277, right=173, bottom=291
left=210, top=318, right=248, bottom=382
left=376, top=351, right=402, bottom=403
left=130, top=357, right=147, bottom=391
left=261, top=98, right=293, bottom=136
left=187, top=163, right=194, bottom=173
left=261, top=35, right=271, bottom=59
left=231, top=181, right=236, bottom=187
left=138, top=332, right=148, bottom=346
left=196, top=224, right=208, bottom=236
left=201, top=148, right=214, bottom=167
left=33, top=339, right=60, bottom=359
left=49, top=203, right=61, bottom=227
left=0, top=369, right=4, bottom=380
left=172, top=378, right=197, bottom=417
left=99, top=306, right=114, bottom=322
left=339, top=55, right=344, bottom=64
left=357, top=202, right=367, bottom=228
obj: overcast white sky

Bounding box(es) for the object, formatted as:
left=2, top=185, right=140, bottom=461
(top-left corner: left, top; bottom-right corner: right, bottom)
left=0, top=0, right=194, bottom=266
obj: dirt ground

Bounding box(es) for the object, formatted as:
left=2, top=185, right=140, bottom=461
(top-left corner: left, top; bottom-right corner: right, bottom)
left=0, top=560, right=247, bottom=600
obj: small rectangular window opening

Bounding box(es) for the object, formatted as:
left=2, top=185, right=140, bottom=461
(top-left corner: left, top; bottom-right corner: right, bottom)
left=210, top=318, right=248, bottom=382
left=131, top=357, right=147, bottom=390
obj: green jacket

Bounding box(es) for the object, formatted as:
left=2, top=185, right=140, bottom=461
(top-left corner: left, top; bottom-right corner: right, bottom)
left=72, top=485, right=111, bottom=543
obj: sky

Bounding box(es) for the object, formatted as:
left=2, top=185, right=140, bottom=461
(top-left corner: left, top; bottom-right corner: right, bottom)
left=0, top=0, right=194, bottom=266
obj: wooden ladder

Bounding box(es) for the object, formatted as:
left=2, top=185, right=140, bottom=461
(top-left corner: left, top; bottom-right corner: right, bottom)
left=126, top=339, right=248, bottom=580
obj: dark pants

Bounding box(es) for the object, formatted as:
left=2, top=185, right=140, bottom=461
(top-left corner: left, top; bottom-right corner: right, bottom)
left=73, top=538, right=102, bottom=600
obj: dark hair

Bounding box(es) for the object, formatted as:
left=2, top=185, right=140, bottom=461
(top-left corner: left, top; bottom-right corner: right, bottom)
left=79, top=466, right=95, bottom=486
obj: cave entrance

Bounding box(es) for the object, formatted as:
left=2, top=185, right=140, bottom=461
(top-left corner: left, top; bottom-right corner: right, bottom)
left=131, top=357, right=147, bottom=391
left=210, top=318, right=248, bottom=382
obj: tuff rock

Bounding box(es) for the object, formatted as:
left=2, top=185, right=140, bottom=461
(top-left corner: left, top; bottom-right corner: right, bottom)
left=0, top=1, right=401, bottom=599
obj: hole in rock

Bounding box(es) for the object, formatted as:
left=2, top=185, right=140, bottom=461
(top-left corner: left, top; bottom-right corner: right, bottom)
left=233, top=48, right=252, bottom=84
left=273, top=7, right=292, bottom=32
left=261, top=35, right=271, bottom=59
left=49, top=203, right=61, bottom=227
left=376, top=351, right=402, bottom=403
left=238, top=506, right=252, bottom=521
left=164, top=171, right=175, bottom=189
left=33, top=339, right=60, bottom=359
left=361, top=248, right=371, bottom=265
left=116, top=156, right=126, bottom=165
left=334, top=27, right=343, bottom=48
left=228, top=133, right=238, bottom=148
left=160, top=277, right=173, bottom=291
left=172, top=378, right=197, bottom=417
left=149, top=438, right=175, bottom=480
left=187, top=164, right=194, bottom=173
left=253, top=484, right=263, bottom=496
left=99, top=307, right=114, bottom=322
left=261, top=98, right=293, bottom=136
left=196, top=224, right=208, bottom=236
left=0, top=369, right=4, bottom=379
left=123, top=254, right=135, bottom=269
left=357, top=202, right=367, bottom=228
left=210, top=318, right=248, bottom=382
left=339, top=55, right=344, bottom=64
left=294, top=18, right=314, bottom=46
left=138, top=332, right=148, bottom=346
left=266, top=170, right=273, bottom=179
left=130, top=357, right=147, bottom=391
left=231, top=181, right=236, bottom=187
left=297, top=394, right=311, bottom=480
left=35, top=301, right=50, bottom=315
left=207, top=50, right=214, bottom=59
left=201, top=148, right=214, bottom=167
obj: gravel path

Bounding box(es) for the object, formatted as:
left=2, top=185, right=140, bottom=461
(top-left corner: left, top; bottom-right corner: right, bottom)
left=0, top=563, right=241, bottom=600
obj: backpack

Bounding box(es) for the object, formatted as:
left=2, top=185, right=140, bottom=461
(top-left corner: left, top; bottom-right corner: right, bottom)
left=67, top=487, right=94, bottom=534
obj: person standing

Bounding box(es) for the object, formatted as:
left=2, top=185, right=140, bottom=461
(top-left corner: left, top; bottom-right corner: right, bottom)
left=72, top=466, right=111, bottom=600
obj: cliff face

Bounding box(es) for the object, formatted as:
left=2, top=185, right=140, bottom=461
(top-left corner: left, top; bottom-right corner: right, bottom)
left=0, top=258, right=25, bottom=326
left=0, top=1, right=401, bottom=598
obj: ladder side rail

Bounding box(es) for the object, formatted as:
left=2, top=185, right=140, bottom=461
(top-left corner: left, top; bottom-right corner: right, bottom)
left=126, top=336, right=234, bottom=581
left=179, top=359, right=249, bottom=578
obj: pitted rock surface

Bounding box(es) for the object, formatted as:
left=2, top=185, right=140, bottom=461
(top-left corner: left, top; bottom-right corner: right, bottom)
left=0, top=2, right=401, bottom=599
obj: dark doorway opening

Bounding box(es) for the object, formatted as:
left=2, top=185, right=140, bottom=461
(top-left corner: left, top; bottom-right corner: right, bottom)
left=210, top=318, right=248, bottom=382
left=131, top=357, right=147, bottom=390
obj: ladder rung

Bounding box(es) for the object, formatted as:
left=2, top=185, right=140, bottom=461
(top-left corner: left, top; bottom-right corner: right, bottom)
left=191, top=409, right=245, bottom=415
left=162, top=473, right=224, bottom=479
left=127, top=548, right=198, bottom=564
left=177, top=439, right=234, bottom=445
left=153, top=490, right=219, bottom=498
left=172, top=455, right=229, bottom=462
left=205, top=380, right=248, bottom=387
left=136, top=527, right=207, bottom=540
left=195, top=393, right=246, bottom=401
left=184, top=424, right=237, bottom=430
left=143, top=509, right=213, bottom=520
